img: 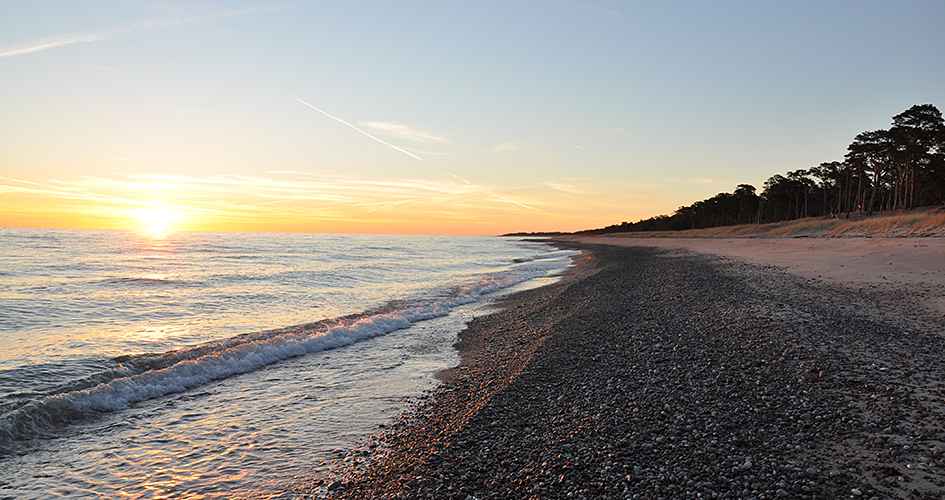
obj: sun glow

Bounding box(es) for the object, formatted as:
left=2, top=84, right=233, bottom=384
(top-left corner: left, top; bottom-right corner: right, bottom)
left=137, top=208, right=177, bottom=236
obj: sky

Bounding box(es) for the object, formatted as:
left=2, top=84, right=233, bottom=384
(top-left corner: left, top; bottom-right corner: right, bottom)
left=2, top=1, right=944, bottom=235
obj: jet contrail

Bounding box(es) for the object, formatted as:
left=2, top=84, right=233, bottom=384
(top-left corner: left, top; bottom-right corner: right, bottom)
left=445, top=172, right=540, bottom=212
left=283, top=92, right=423, bottom=161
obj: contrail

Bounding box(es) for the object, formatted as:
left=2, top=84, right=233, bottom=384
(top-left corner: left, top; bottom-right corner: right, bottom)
left=283, top=92, right=423, bottom=161
left=445, top=172, right=540, bottom=212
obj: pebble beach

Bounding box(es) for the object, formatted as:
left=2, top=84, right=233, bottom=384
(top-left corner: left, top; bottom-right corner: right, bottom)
left=313, top=239, right=945, bottom=500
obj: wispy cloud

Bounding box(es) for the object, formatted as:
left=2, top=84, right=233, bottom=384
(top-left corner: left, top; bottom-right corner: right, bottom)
left=542, top=181, right=586, bottom=194
left=79, top=64, right=129, bottom=75
left=360, top=121, right=451, bottom=144
left=1, top=172, right=687, bottom=231
left=284, top=93, right=424, bottom=161
left=0, top=176, right=45, bottom=187
left=492, top=141, right=523, bottom=153
left=2, top=31, right=128, bottom=58
left=0, top=19, right=191, bottom=58
left=0, top=4, right=297, bottom=59
left=0, top=171, right=547, bottom=222
left=0, top=175, right=222, bottom=213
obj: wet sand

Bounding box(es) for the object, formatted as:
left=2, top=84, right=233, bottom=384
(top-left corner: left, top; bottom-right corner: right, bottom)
left=313, top=238, right=945, bottom=500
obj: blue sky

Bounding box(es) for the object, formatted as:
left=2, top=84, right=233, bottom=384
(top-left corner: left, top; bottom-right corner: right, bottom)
left=2, top=1, right=943, bottom=234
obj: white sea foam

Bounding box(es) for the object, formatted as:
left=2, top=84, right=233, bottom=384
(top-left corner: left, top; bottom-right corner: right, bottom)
left=0, top=231, right=582, bottom=497
left=0, top=265, right=574, bottom=446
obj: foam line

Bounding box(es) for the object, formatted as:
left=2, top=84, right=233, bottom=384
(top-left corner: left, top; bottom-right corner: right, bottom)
left=0, top=257, right=577, bottom=449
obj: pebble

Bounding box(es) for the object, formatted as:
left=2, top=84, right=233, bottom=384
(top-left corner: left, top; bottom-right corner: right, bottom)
left=320, top=243, right=945, bottom=500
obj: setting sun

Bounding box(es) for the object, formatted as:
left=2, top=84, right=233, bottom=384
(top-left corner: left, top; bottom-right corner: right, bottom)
left=137, top=209, right=176, bottom=235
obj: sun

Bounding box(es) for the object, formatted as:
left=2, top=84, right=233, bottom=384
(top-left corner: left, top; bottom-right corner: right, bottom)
left=137, top=208, right=176, bottom=236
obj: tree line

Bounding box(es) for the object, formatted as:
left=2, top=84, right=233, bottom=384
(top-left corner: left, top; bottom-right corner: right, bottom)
left=579, top=104, right=945, bottom=235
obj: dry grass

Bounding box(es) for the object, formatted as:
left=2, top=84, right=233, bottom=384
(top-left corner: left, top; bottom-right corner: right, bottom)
left=829, top=210, right=945, bottom=236
left=606, top=207, right=945, bottom=239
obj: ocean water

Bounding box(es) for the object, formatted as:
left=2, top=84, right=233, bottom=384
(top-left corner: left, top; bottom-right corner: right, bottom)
left=0, top=228, right=577, bottom=498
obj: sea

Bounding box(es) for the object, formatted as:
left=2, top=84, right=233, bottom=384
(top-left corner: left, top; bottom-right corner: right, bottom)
left=0, top=228, right=578, bottom=499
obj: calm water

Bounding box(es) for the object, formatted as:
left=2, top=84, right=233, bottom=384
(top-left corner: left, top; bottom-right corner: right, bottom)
left=0, top=228, right=576, bottom=498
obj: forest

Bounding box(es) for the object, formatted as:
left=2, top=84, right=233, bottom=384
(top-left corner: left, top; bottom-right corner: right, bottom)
left=579, top=104, right=945, bottom=235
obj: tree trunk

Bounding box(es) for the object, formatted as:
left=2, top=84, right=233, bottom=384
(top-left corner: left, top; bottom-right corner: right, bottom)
left=866, top=166, right=879, bottom=216
left=856, top=165, right=864, bottom=213
left=804, top=189, right=809, bottom=218
left=844, top=170, right=852, bottom=218
left=837, top=179, right=843, bottom=216
left=909, top=162, right=916, bottom=209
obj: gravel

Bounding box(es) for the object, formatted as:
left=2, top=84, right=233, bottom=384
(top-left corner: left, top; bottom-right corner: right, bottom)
left=303, top=242, right=945, bottom=500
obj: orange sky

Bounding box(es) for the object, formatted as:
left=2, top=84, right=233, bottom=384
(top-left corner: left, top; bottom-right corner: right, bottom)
left=2, top=2, right=942, bottom=235
left=0, top=172, right=676, bottom=235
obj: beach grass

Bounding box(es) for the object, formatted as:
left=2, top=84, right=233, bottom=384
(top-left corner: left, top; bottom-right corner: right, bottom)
left=606, top=206, right=945, bottom=239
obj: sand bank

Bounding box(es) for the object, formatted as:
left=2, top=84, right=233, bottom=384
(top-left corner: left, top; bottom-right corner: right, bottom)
left=580, top=236, right=945, bottom=317
left=317, top=241, right=945, bottom=500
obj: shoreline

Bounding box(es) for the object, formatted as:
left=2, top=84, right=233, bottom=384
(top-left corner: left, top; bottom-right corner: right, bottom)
left=433, top=248, right=596, bottom=385
left=314, top=239, right=945, bottom=499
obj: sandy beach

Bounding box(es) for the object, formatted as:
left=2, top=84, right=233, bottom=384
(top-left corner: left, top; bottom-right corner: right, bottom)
left=583, top=236, right=945, bottom=317
left=315, top=237, right=945, bottom=500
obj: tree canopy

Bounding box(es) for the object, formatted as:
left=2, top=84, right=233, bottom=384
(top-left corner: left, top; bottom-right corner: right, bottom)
left=578, top=104, right=945, bottom=235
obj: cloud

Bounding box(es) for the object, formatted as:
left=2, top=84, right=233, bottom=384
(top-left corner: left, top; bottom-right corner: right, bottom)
left=1, top=172, right=690, bottom=231
left=360, top=121, right=451, bottom=144
left=0, top=19, right=192, bottom=58
left=492, top=141, right=523, bottom=153
left=0, top=175, right=222, bottom=213
left=80, top=65, right=129, bottom=75
left=4, top=171, right=545, bottom=219
left=1, top=31, right=128, bottom=58
left=542, top=181, right=586, bottom=194
left=0, top=4, right=297, bottom=58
